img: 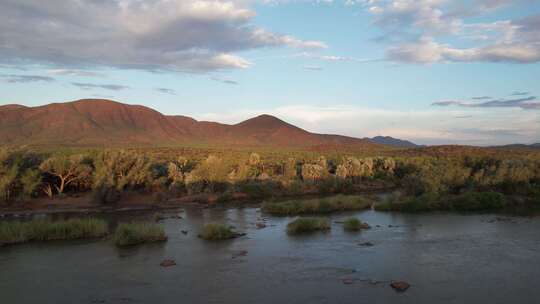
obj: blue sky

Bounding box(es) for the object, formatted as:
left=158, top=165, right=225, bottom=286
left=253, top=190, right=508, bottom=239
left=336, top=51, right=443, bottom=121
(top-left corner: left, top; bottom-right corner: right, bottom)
left=0, top=0, right=539, bottom=145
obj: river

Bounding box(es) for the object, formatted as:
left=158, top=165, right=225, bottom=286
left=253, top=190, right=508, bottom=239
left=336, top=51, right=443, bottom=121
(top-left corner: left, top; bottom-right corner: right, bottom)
left=1, top=205, right=540, bottom=304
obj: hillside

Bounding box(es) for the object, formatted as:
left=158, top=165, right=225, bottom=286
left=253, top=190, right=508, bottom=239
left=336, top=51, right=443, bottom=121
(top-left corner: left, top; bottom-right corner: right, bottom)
left=0, top=99, right=383, bottom=150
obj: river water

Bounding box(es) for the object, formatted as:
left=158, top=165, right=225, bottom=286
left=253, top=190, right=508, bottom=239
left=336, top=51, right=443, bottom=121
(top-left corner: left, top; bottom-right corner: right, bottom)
left=1, top=205, right=540, bottom=304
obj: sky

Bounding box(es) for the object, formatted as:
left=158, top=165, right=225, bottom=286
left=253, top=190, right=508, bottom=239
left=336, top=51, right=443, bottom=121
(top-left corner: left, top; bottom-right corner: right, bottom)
left=0, top=0, right=539, bottom=146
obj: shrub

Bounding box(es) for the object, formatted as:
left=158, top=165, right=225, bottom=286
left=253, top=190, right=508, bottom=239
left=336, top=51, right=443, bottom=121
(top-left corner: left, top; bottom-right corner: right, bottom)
left=198, top=223, right=237, bottom=240
left=374, top=193, right=437, bottom=212
left=237, top=180, right=280, bottom=199
left=287, top=217, right=330, bottom=235
left=343, top=217, right=370, bottom=231
left=449, top=191, right=506, bottom=211
left=262, top=195, right=372, bottom=216
left=0, top=218, right=108, bottom=245
left=113, top=222, right=167, bottom=246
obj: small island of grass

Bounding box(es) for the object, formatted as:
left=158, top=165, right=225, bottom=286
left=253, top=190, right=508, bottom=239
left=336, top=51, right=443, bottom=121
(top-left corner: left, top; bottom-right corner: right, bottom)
left=0, top=218, right=108, bottom=246
left=262, top=195, right=373, bottom=216
left=286, top=217, right=330, bottom=235
left=113, top=222, right=167, bottom=247
left=375, top=191, right=509, bottom=213
left=342, top=217, right=370, bottom=231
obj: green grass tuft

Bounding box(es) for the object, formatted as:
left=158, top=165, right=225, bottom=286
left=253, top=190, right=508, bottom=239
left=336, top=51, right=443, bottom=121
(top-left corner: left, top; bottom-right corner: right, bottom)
left=374, top=191, right=507, bottom=213
left=198, top=223, right=237, bottom=241
left=286, top=217, right=330, bottom=235
left=0, top=218, right=108, bottom=245
left=343, top=217, right=370, bottom=231
left=262, top=195, right=372, bottom=216
left=113, top=222, right=167, bottom=246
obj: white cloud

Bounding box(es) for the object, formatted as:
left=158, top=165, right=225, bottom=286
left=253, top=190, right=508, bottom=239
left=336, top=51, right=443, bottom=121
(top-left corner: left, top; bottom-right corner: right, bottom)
left=0, top=0, right=326, bottom=72
left=365, top=0, right=540, bottom=64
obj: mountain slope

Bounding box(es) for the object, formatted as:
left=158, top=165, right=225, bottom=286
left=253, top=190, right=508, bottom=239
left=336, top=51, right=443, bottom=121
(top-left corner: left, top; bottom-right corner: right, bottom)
left=0, top=99, right=382, bottom=149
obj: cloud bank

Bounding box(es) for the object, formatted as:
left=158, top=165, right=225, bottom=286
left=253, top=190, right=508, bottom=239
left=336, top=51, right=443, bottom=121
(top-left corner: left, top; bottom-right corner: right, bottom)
left=362, top=0, right=540, bottom=64
left=0, top=0, right=325, bottom=72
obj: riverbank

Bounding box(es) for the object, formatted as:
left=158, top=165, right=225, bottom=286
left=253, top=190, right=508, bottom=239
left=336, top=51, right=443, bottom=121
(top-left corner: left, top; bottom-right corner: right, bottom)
left=0, top=180, right=393, bottom=217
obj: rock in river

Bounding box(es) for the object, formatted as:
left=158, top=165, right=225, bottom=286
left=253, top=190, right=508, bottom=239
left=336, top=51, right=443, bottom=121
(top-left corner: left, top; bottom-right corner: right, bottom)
left=160, top=259, right=177, bottom=267
left=390, top=281, right=410, bottom=292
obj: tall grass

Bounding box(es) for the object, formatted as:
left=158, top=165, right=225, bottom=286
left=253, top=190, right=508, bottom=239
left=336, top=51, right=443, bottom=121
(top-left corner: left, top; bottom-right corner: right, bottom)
left=113, top=222, right=167, bottom=246
left=286, top=217, right=330, bottom=235
left=0, top=218, right=108, bottom=245
left=342, top=217, right=370, bottom=231
left=374, top=191, right=507, bottom=212
left=262, top=195, right=372, bottom=216
left=198, top=223, right=236, bottom=241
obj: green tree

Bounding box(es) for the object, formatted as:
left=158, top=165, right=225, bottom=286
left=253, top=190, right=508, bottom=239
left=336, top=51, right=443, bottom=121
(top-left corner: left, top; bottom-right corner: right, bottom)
left=39, top=154, right=92, bottom=195
left=20, top=169, right=42, bottom=199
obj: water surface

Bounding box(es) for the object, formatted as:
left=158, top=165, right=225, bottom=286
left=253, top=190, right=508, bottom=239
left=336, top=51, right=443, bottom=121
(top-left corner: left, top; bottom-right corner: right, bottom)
left=1, top=206, right=539, bottom=304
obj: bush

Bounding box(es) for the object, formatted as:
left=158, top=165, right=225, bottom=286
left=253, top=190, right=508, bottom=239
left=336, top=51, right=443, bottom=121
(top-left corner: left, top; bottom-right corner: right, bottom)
left=286, top=217, right=330, bottom=235
left=0, top=218, right=108, bottom=245
left=92, top=185, right=121, bottom=205
left=198, top=223, right=237, bottom=240
left=237, top=180, right=280, bottom=199
left=343, top=217, right=370, bottom=231
left=113, top=222, right=167, bottom=246
left=375, top=191, right=507, bottom=212
left=449, top=191, right=506, bottom=211
left=374, top=193, right=437, bottom=212
left=262, top=195, right=372, bottom=216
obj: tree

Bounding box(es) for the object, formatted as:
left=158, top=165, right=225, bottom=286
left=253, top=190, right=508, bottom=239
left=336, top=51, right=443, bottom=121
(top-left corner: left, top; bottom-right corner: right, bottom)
left=0, top=163, right=18, bottom=202
left=39, top=154, right=92, bottom=195
left=20, top=169, right=42, bottom=199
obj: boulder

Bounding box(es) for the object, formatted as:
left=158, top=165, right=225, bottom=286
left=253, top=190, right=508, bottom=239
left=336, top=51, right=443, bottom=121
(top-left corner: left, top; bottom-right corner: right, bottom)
left=160, top=259, right=177, bottom=267
left=390, top=281, right=410, bottom=292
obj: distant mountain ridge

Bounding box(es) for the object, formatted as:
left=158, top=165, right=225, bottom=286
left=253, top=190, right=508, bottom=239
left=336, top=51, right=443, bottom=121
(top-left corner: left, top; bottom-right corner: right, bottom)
left=367, top=136, right=420, bottom=148
left=491, top=143, right=540, bottom=150
left=0, top=99, right=383, bottom=149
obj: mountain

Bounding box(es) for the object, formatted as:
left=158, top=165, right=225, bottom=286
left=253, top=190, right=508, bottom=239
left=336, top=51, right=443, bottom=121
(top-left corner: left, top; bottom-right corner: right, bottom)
left=367, top=136, right=420, bottom=148
left=491, top=143, right=540, bottom=150
left=0, top=99, right=383, bottom=150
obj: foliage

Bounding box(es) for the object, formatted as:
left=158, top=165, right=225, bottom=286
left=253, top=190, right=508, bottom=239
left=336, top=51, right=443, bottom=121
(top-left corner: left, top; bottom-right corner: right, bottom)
left=262, top=195, right=372, bottom=215
left=113, top=222, right=167, bottom=246
left=0, top=146, right=538, bottom=210
left=40, top=154, right=92, bottom=194
left=375, top=191, right=507, bottom=212
left=286, top=217, right=330, bottom=235
left=448, top=191, right=506, bottom=211
left=0, top=218, right=108, bottom=245
left=343, top=217, right=370, bottom=231
left=198, top=223, right=236, bottom=240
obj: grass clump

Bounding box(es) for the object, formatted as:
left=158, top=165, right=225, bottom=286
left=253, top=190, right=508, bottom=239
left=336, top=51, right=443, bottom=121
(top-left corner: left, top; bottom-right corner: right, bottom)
left=374, top=191, right=507, bottom=213
left=198, top=223, right=237, bottom=241
left=113, top=222, right=167, bottom=247
left=286, top=217, right=330, bottom=235
left=448, top=191, right=506, bottom=211
left=262, top=195, right=372, bottom=216
left=343, top=217, right=370, bottom=231
left=0, top=218, right=108, bottom=246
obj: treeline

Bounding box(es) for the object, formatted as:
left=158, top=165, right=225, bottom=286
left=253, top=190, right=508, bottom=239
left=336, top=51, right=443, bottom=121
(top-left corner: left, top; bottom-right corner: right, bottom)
left=0, top=148, right=539, bottom=205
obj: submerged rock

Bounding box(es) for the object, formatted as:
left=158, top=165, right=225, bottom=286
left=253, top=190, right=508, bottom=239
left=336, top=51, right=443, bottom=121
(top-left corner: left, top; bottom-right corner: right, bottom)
left=232, top=250, right=248, bottom=259
left=160, top=259, right=177, bottom=267
left=256, top=222, right=267, bottom=229
left=390, top=281, right=410, bottom=292
left=358, top=242, right=374, bottom=247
